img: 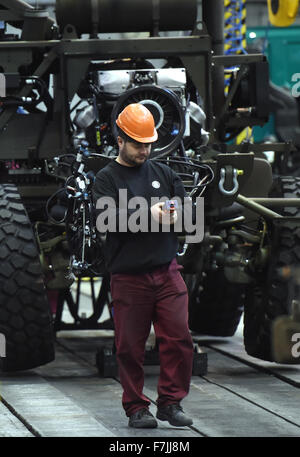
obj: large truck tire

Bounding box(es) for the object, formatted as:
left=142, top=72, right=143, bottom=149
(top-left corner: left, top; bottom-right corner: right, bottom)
left=243, top=176, right=300, bottom=361
left=187, top=270, right=244, bottom=337
left=0, top=184, right=55, bottom=371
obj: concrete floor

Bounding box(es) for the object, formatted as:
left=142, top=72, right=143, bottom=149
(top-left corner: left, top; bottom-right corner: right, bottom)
left=1, top=278, right=300, bottom=438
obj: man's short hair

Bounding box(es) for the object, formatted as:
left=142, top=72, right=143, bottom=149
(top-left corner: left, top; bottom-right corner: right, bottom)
left=117, top=126, right=148, bottom=144
left=117, top=127, right=139, bottom=144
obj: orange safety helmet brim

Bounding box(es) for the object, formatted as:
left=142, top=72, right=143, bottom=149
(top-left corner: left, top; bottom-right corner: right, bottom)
left=116, top=103, right=158, bottom=143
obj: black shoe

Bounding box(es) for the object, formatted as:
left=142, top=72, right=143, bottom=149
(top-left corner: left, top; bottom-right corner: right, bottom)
left=128, top=408, right=158, bottom=428
left=156, top=404, right=193, bottom=427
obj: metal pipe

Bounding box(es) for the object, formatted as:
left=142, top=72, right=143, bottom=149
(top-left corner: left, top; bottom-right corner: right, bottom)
left=236, top=194, right=283, bottom=219
left=28, top=0, right=54, bottom=4
left=0, top=0, right=34, bottom=11
left=55, top=0, right=197, bottom=35
left=202, top=0, right=225, bottom=135
left=27, top=0, right=55, bottom=3
left=202, top=0, right=224, bottom=53
left=249, top=198, right=300, bottom=207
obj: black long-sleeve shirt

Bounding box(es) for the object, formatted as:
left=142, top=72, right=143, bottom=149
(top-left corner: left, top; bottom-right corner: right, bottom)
left=92, top=159, right=187, bottom=274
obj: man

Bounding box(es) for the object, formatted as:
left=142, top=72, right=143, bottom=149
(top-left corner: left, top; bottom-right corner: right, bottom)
left=92, top=103, right=194, bottom=428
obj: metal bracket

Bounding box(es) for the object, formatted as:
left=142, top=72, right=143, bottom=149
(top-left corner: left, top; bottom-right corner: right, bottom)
left=219, top=64, right=248, bottom=121
left=218, top=167, right=239, bottom=196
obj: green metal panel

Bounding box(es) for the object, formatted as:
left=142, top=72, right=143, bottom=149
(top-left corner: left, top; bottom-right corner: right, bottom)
left=252, top=114, right=276, bottom=143
left=247, top=26, right=300, bottom=89
left=247, top=26, right=300, bottom=141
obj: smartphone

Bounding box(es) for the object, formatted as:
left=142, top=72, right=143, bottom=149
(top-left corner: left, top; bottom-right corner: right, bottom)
left=163, top=200, right=178, bottom=212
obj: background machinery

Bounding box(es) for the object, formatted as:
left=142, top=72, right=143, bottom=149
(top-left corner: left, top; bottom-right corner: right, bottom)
left=0, top=0, right=300, bottom=372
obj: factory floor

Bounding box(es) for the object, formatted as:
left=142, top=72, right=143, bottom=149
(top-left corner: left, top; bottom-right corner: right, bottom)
left=1, top=278, right=300, bottom=440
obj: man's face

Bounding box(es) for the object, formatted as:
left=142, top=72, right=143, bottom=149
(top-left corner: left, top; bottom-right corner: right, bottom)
left=117, top=136, right=152, bottom=167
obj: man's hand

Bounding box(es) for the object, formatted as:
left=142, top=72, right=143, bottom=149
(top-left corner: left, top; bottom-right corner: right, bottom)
left=150, top=202, right=178, bottom=225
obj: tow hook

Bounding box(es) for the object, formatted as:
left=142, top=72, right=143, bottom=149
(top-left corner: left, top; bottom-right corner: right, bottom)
left=218, top=167, right=239, bottom=196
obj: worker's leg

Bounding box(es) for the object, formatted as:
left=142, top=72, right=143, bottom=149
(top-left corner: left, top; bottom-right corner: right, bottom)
left=152, top=260, right=194, bottom=407
left=111, top=273, right=155, bottom=417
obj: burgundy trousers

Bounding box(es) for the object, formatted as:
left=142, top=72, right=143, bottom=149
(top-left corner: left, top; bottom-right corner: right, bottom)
left=110, top=258, right=194, bottom=417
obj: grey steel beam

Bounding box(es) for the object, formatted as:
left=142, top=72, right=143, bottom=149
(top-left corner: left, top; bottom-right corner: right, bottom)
left=0, top=35, right=210, bottom=55
left=212, top=53, right=265, bottom=66
left=202, top=0, right=225, bottom=138
left=237, top=194, right=283, bottom=219
left=0, top=0, right=34, bottom=11
left=219, top=142, right=296, bottom=153
left=27, top=0, right=55, bottom=4
left=58, top=35, right=211, bottom=58
left=0, top=40, right=59, bottom=48
left=249, top=198, right=300, bottom=207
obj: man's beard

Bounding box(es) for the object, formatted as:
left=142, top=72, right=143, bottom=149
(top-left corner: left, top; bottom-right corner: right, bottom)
left=122, top=150, right=148, bottom=167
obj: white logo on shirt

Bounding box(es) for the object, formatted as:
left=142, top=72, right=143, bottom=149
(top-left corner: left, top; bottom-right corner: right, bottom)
left=152, top=181, right=160, bottom=189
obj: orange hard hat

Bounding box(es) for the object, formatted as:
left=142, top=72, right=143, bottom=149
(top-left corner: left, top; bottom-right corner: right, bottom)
left=116, top=103, right=158, bottom=143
